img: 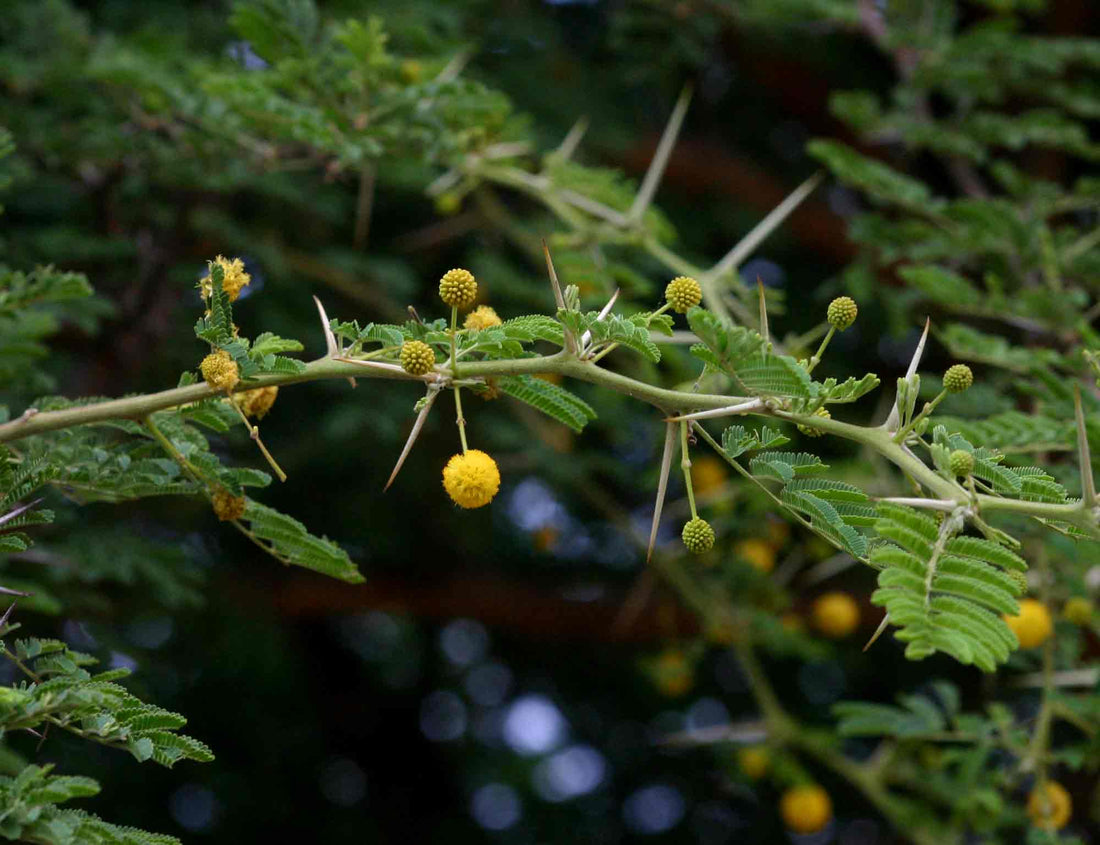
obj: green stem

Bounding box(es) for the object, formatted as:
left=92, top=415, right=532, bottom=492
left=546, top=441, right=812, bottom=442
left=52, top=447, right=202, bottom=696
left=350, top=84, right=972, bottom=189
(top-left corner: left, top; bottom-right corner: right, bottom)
left=894, top=389, right=947, bottom=444
left=680, top=420, right=697, bottom=519
left=806, top=325, right=835, bottom=374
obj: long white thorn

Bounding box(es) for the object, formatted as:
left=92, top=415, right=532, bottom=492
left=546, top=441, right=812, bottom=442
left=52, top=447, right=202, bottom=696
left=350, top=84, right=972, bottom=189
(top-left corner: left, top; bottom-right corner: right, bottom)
left=884, top=317, right=930, bottom=431
left=666, top=399, right=763, bottom=422
left=385, top=388, right=441, bottom=492
left=647, top=422, right=678, bottom=563
left=863, top=612, right=891, bottom=653
left=543, top=242, right=578, bottom=355
left=315, top=295, right=356, bottom=388
left=628, top=85, right=693, bottom=224
left=757, top=280, right=769, bottom=344
left=581, top=288, right=620, bottom=349
left=705, top=171, right=824, bottom=282
left=555, top=116, right=589, bottom=162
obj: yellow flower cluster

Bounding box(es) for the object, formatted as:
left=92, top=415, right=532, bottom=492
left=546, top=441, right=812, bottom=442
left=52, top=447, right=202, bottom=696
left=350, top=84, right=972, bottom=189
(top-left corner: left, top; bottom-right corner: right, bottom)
left=200, top=255, right=251, bottom=303
left=464, top=305, right=502, bottom=330
left=439, top=268, right=478, bottom=308
left=200, top=349, right=239, bottom=393
left=212, top=490, right=247, bottom=522
left=235, top=386, right=278, bottom=419
left=442, top=449, right=501, bottom=509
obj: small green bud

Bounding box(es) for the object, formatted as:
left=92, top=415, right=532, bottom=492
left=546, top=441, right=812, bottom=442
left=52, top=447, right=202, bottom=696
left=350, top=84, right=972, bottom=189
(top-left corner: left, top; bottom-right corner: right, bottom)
left=400, top=340, right=436, bottom=376
left=943, top=364, right=973, bottom=393
left=826, top=296, right=858, bottom=331
left=665, top=276, right=703, bottom=314
left=682, top=517, right=715, bottom=554
left=949, top=449, right=974, bottom=478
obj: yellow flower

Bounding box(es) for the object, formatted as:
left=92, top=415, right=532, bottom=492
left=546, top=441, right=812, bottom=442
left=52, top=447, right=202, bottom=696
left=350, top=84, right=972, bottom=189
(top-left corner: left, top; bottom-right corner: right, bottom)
left=200, top=255, right=251, bottom=303
left=780, top=785, right=832, bottom=834
left=1004, top=598, right=1053, bottom=648
left=464, top=305, right=502, bottom=331
left=797, top=407, right=830, bottom=437
left=200, top=349, right=239, bottom=393
left=1027, top=781, right=1072, bottom=831
left=811, top=592, right=860, bottom=638
left=439, top=267, right=478, bottom=308
left=235, top=386, right=278, bottom=419
left=734, top=538, right=776, bottom=573
left=399, top=340, right=435, bottom=376
left=212, top=490, right=247, bottom=522
left=442, top=449, right=501, bottom=509
left=664, top=276, right=703, bottom=313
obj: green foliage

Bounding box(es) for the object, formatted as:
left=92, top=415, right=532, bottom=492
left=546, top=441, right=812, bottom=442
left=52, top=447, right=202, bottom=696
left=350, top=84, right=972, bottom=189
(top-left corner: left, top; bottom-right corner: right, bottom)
left=240, top=500, right=364, bottom=584
left=495, top=376, right=595, bottom=434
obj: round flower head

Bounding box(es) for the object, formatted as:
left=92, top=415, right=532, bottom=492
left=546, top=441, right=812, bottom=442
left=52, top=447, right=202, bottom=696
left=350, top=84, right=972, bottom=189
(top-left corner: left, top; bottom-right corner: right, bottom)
left=812, top=592, right=860, bottom=638
left=943, top=364, right=973, bottom=393
left=737, top=747, right=769, bottom=781
left=949, top=449, right=974, bottom=478
left=200, top=349, right=239, bottom=393
left=665, top=276, right=703, bottom=313
left=682, top=517, right=715, bottom=554
left=734, top=538, right=775, bottom=573
left=780, top=785, right=832, bottom=835
left=1003, top=598, right=1053, bottom=649
left=399, top=340, right=435, bottom=376
left=1027, top=781, right=1072, bottom=831
left=464, top=305, right=502, bottom=331
left=236, top=386, right=278, bottom=419
left=827, top=296, right=858, bottom=331
left=439, top=268, right=478, bottom=309
left=212, top=490, right=247, bottom=522
left=797, top=407, right=830, bottom=437
left=200, top=255, right=251, bottom=303
left=442, top=449, right=501, bottom=509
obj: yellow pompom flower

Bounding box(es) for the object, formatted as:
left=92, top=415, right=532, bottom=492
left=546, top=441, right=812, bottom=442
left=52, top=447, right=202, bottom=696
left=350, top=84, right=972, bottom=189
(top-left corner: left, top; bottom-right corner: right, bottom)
left=734, top=538, right=776, bottom=573
left=442, top=449, right=501, bottom=509
left=1027, top=781, right=1072, bottom=831
left=235, top=386, right=278, bottom=419
left=780, top=785, right=832, bottom=834
left=665, top=276, right=703, bottom=313
left=439, top=268, right=478, bottom=308
left=200, top=255, right=251, bottom=303
left=737, top=746, right=770, bottom=780
left=212, top=490, right=247, bottom=522
left=200, top=349, right=239, bottom=393
left=1004, top=598, right=1053, bottom=648
left=464, top=305, right=502, bottom=330
left=400, top=340, right=436, bottom=376
left=812, top=592, right=860, bottom=638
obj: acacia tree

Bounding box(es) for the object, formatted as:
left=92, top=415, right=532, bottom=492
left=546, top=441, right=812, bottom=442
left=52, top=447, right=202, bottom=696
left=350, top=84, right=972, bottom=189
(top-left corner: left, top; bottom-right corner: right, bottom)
left=0, top=0, right=1098, bottom=842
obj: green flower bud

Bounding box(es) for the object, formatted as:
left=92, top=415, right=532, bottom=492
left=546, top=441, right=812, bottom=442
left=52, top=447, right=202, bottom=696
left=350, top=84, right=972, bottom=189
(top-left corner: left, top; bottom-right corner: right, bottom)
left=943, top=364, right=973, bottom=393
left=682, top=517, right=716, bottom=554
left=826, top=296, right=858, bottom=331
left=949, top=449, right=974, bottom=478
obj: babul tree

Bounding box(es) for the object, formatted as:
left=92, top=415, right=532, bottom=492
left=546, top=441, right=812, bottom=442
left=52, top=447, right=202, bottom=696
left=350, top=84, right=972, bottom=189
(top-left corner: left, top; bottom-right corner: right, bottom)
left=1, top=0, right=1099, bottom=842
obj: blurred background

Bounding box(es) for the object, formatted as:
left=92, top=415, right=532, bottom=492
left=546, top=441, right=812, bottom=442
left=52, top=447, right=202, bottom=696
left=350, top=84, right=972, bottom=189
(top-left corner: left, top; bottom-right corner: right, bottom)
left=2, top=0, right=1099, bottom=842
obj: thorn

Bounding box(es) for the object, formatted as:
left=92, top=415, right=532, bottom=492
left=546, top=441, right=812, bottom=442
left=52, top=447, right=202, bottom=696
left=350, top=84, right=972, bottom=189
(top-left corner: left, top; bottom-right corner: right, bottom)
left=385, top=388, right=441, bottom=492
left=757, top=279, right=769, bottom=345
left=647, top=422, right=678, bottom=564
left=863, top=611, right=890, bottom=652
left=628, top=84, right=693, bottom=224
left=706, top=170, right=824, bottom=282
left=555, top=116, right=589, bottom=162
left=0, top=602, right=16, bottom=630
left=1075, top=386, right=1096, bottom=506
left=0, top=498, right=44, bottom=528
left=315, top=295, right=356, bottom=388
left=543, top=242, right=578, bottom=355
left=581, top=288, right=620, bottom=350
